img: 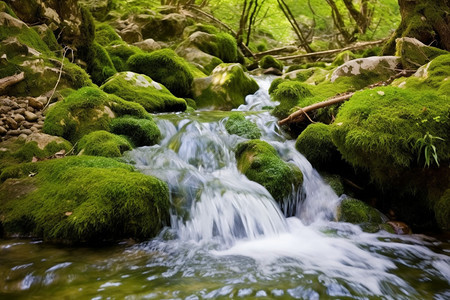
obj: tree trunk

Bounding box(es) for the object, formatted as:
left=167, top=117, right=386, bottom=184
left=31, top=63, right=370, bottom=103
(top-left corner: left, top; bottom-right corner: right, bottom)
left=383, top=0, right=450, bottom=54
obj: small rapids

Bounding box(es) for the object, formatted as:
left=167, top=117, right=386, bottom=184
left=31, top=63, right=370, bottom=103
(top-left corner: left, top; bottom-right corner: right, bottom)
left=0, top=75, right=449, bottom=299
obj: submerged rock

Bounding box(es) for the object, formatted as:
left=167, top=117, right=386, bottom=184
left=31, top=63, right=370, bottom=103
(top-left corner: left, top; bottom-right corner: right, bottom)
left=192, top=63, right=259, bottom=110
left=235, top=140, right=303, bottom=205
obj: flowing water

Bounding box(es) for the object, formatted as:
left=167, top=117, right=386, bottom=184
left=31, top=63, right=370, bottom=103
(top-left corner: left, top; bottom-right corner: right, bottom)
left=1, top=76, right=449, bottom=299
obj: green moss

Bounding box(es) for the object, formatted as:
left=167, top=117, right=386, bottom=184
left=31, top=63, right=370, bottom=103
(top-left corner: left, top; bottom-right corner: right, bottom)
left=77, top=130, right=132, bottom=157
left=0, top=1, right=17, bottom=17
left=0, top=156, right=169, bottom=243
left=225, top=113, right=261, bottom=139
left=39, top=26, right=61, bottom=53
left=127, top=49, right=194, bottom=97
left=259, top=55, right=284, bottom=71
left=62, top=60, right=93, bottom=88
left=295, top=123, right=340, bottom=170
left=321, top=173, right=344, bottom=196
left=89, top=42, right=117, bottom=85
left=43, top=86, right=148, bottom=142
left=0, top=20, right=51, bottom=56
left=106, top=43, right=142, bottom=72
left=95, top=23, right=122, bottom=46
left=332, top=50, right=358, bottom=66
left=271, top=81, right=312, bottom=119
left=193, top=63, right=259, bottom=110
left=101, top=72, right=187, bottom=113
left=435, top=189, right=450, bottom=231
left=236, top=140, right=303, bottom=204
left=396, top=37, right=448, bottom=70
left=110, top=116, right=161, bottom=147
left=331, top=86, right=450, bottom=183
left=337, top=198, right=383, bottom=224
left=268, top=78, right=287, bottom=95
left=183, top=23, right=219, bottom=37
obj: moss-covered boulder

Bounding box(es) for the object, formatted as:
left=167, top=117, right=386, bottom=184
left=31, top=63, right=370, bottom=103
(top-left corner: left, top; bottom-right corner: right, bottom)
left=79, top=0, right=116, bottom=21
left=43, top=86, right=149, bottom=142
left=192, top=63, right=259, bottom=110
left=76, top=130, right=131, bottom=157
left=101, top=72, right=187, bottom=113
left=395, top=37, right=448, bottom=70
left=337, top=197, right=384, bottom=232
left=79, top=41, right=117, bottom=85
left=0, top=156, right=170, bottom=243
left=225, top=113, right=261, bottom=139
left=271, top=81, right=312, bottom=119
left=127, top=49, right=194, bottom=97
left=110, top=116, right=161, bottom=147
left=259, top=55, right=283, bottom=71
left=321, top=173, right=344, bottom=196
left=295, top=123, right=340, bottom=170
left=235, top=140, right=303, bottom=204
left=331, top=86, right=450, bottom=183
left=105, top=43, right=143, bottom=72
left=330, top=56, right=400, bottom=84
left=95, top=23, right=122, bottom=46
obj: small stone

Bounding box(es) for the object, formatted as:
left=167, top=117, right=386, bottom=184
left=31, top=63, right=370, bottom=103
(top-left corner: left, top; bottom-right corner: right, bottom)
left=28, top=97, right=44, bottom=109
left=0, top=106, right=11, bottom=114
left=0, top=126, right=7, bottom=135
left=37, top=120, right=44, bottom=126
left=30, top=126, right=39, bottom=132
left=21, top=129, right=32, bottom=135
left=24, top=111, right=38, bottom=122
left=19, top=103, right=27, bottom=108
left=18, top=133, right=28, bottom=141
left=22, top=121, right=33, bottom=129
left=377, top=91, right=385, bottom=96
left=15, top=108, right=26, bottom=114
left=13, top=114, right=25, bottom=123
left=27, top=106, right=35, bottom=112
left=34, top=124, right=43, bottom=129
left=7, top=129, right=21, bottom=136
left=5, top=117, right=18, bottom=129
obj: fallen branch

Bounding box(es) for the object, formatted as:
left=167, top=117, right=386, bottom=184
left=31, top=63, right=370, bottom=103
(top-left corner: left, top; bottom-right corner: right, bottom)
left=0, top=72, right=25, bottom=91
left=278, top=70, right=411, bottom=126
left=44, top=46, right=72, bottom=111
left=254, top=46, right=298, bottom=58
left=275, top=39, right=386, bottom=61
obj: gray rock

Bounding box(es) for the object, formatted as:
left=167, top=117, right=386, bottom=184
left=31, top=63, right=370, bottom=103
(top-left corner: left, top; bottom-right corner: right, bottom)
left=5, top=117, right=18, bottom=129
left=119, top=24, right=142, bottom=44
left=7, top=129, right=21, bottom=136
left=0, top=126, right=7, bottom=135
left=13, top=114, right=25, bottom=123
left=26, top=132, right=69, bottom=149
left=21, top=129, right=32, bottom=135
left=133, top=39, right=161, bottom=52
left=0, top=105, right=11, bottom=114
left=24, top=111, right=38, bottom=122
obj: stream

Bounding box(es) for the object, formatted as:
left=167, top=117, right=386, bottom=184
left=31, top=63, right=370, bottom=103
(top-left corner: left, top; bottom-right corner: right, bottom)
left=1, top=76, right=449, bottom=299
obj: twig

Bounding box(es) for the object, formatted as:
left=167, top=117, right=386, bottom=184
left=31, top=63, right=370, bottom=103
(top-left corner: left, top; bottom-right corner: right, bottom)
left=43, top=46, right=71, bottom=111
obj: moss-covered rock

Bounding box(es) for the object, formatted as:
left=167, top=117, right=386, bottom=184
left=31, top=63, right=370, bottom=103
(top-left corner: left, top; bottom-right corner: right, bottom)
left=110, top=116, right=160, bottom=147
left=0, top=156, right=170, bottom=243
left=127, top=49, right=194, bottom=97
left=95, top=23, right=122, bottom=46
left=330, top=56, right=400, bottom=84
left=77, top=130, right=132, bottom=157
left=79, top=41, right=117, bottom=85
left=182, top=23, right=219, bottom=38
left=259, top=55, right=283, bottom=71
left=79, top=0, right=117, bottom=21
left=225, top=113, right=261, bottom=139
left=105, top=43, right=143, bottom=72
left=101, top=71, right=187, bottom=113
left=295, top=123, right=340, bottom=170
left=332, top=50, right=358, bottom=66
left=435, top=189, right=450, bottom=231
left=321, top=173, right=345, bottom=196
left=271, top=81, right=312, bottom=119
left=43, top=86, right=149, bottom=142
left=337, top=197, right=383, bottom=226
left=192, top=63, right=259, bottom=110
left=395, top=37, right=449, bottom=70
left=331, top=86, right=450, bottom=183
left=235, top=140, right=303, bottom=204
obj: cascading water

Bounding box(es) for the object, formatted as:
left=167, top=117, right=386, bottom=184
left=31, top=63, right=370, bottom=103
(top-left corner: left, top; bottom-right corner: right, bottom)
left=1, top=76, right=449, bottom=299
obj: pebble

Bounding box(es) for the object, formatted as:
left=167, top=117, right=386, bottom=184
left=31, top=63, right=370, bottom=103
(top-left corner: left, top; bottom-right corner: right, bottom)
left=13, top=114, right=25, bottom=123
left=28, top=97, right=44, bottom=109
left=15, top=108, right=26, bottom=114
left=0, top=126, right=7, bottom=135
left=21, top=129, right=32, bottom=135
left=0, top=106, right=11, bottom=114
left=5, top=117, right=18, bottom=129
left=24, top=111, right=38, bottom=122
left=7, top=129, right=21, bottom=136
left=27, top=106, right=35, bottom=112
left=22, top=121, right=33, bottom=129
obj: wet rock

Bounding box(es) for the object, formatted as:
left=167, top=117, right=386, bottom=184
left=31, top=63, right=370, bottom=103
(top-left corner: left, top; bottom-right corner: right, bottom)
left=24, top=111, right=38, bottom=122
left=386, top=221, right=412, bottom=235
left=263, top=67, right=283, bottom=76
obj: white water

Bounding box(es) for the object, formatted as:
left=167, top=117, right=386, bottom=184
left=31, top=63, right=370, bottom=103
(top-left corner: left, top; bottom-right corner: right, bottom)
left=120, top=76, right=450, bottom=298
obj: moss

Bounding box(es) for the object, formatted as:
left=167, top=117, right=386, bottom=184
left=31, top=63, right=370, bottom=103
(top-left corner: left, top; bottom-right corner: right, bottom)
left=95, top=23, right=122, bottom=46
left=0, top=1, right=17, bottom=17
left=337, top=198, right=383, bottom=224
left=396, top=37, right=448, bottom=70
left=259, top=55, right=284, bottom=71
left=435, top=189, right=450, bottom=231
left=194, top=32, right=238, bottom=63
left=88, top=42, right=117, bottom=85
left=43, top=86, right=148, bottom=142
left=183, top=23, right=218, bottom=37
left=271, top=81, right=312, bottom=119
left=331, top=86, right=450, bottom=183
left=38, top=26, right=60, bottom=53
left=332, top=50, right=358, bottom=66
left=286, top=62, right=328, bottom=73
left=127, top=49, right=194, bottom=97
left=193, top=63, right=259, bottom=110
left=77, top=130, right=132, bottom=157
left=268, top=78, right=287, bottom=95
left=295, top=123, right=340, bottom=170
left=321, top=173, right=344, bottom=196
left=236, top=140, right=303, bottom=204
left=225, top=113, right=261, bottom=139
left=106, top=43, right=142, bottom=72
left=101, top=72, right=187, bottom=113
left=62, top=60, right=93, bottom=88
left=0, top=156, right=169, bottom=243
left=110, top=116, right=161, bottom=147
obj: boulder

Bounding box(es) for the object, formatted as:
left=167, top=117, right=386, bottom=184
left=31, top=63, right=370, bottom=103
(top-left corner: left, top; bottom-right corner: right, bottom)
left=395, top=37, right=449, bottom=70
left=336, top=197, right=384, bottom=232
left=176, top=45, right=222, bottom=75
left=76, top=130, right=132, bottom=157
left=25, top=132, right=70, bottom=150
left=259, top=55, right=283, bottom=72
left=192, top=63, right=259, bottom=110
left=330, top=56, right=400, bottom=83
left=133, top=39, right=161, bottom=52
left=0, top=156, right=170, bottom=243
left=235, top=139, right=303, bottom=206
left=225, top=113, right=261, bottom=139
left=119, top=24, right=143, bottom=44
left=101, top=72, right=187, bottom=113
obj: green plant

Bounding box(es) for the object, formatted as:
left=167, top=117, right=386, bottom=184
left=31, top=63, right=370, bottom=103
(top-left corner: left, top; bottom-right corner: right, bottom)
left=414, top=132, right=445, bottom=167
